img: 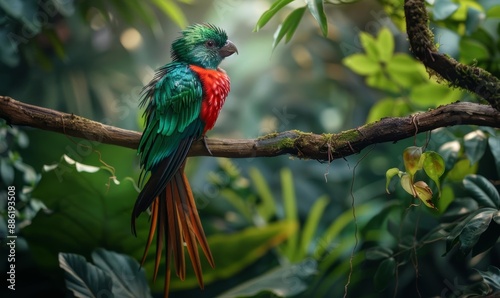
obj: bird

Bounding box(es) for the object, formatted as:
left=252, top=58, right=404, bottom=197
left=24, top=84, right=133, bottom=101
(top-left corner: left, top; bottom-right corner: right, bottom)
left=131, top=24, right=237, bottom=297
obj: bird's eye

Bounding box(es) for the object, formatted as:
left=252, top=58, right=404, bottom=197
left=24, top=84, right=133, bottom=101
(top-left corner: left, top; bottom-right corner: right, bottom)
left=205, top=40, right=215, bottom=48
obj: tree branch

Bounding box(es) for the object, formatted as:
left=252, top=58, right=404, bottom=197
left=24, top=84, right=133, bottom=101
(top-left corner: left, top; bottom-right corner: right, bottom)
left=404, top=0, right=500, bottom=111
left=1, top=96, right=499, bottom=162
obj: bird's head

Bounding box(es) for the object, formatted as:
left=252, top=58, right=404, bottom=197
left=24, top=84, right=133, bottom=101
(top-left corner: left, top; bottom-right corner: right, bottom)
left=171, top=24, right=238, bottom=69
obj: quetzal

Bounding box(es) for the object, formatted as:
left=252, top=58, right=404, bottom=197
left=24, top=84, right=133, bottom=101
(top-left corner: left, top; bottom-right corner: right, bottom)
left=131, top=24, right=237, bottom=297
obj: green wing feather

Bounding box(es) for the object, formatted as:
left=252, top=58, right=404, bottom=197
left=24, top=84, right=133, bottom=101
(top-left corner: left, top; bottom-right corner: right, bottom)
left=133, top=62, right=204, bottom=223
left=139, top=62, right=203, bottom=172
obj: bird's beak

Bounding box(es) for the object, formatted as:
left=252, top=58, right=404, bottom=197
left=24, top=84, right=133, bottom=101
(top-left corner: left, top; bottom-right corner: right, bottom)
left=219, top=40, right=238, bottom=58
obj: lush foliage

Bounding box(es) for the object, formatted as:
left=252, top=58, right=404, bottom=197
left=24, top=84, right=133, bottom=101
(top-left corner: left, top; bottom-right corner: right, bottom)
left=1, top=0, right=499, bottom=297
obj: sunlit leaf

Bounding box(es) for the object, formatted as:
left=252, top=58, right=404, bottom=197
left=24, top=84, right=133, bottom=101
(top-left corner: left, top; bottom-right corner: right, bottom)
left=366, top=98, right=411, bottom=123
left=410, top=82, right=463, bottom=108
left=447, top=159, right=478, bottom=182
left=386, top=54, right=427, bottom=87
left=151, top=0, right=188, bottom=28
left=414, top=181, right=436, bottom=209
left=249, top=167, right=277, bottom=222
left=422, top=151, right=445, bottom=196
left=400, top=173, right=415, bottom=197
left=306, top=0, right=328, bottom=37
left=376, top=27, right=394, bottom=63
left=299, top=195, right=329, bottom=260
left=343, top=54, right=380, bottom=75
left=359, top=31, right=379, bottom=60
left=255, top=0, right=296, bottom=31
left=403, top=146, right=422, bottom=176
left=280, top=168, right=299, bottom=261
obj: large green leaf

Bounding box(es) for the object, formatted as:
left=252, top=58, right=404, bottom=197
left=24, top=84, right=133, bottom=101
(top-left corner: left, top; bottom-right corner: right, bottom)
left=91, top=249, right=151, bottom=298
left=458, top=209, right=495, bottom=256
left=218, top=259, right=316, bottom=298
left=463, top=175, right=500, bottom=208
left=23, top=156, right=148, bottom=274
left=59, top=252, right=114, bottom=298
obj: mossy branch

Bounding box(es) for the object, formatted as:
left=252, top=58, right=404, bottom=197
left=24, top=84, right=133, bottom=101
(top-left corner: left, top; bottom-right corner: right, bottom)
left=404, top=0, right=500, bottom=111
left=1, top=96, right=499, bottom=162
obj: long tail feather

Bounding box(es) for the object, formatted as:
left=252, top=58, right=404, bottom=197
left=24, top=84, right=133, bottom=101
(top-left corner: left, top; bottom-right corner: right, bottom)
left=135, top=164, right=214, bottom=298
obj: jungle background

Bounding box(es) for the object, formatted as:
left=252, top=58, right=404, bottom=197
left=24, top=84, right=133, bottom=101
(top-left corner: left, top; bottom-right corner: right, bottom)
left=1, top=0, right=499, bottom=297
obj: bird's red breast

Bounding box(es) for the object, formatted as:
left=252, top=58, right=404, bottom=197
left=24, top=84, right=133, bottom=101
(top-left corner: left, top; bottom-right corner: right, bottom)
left=189, top=65, right=230, bottom=133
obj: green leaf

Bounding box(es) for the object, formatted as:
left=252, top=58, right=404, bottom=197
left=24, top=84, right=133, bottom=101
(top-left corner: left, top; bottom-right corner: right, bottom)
left=91, top=249, right=151, bottom=298
left=255, top=0, right=296, bottom=31
left=438, top=140, right=461, bottom=170
left=306, top=0, right=328, bottom=37
left=488, top=135, right=500, bottom=176
left=464, top=130, right=487, bottom=165
left=366, top=72, right=399, bottom=93
left=151, top=0, right=188, bottom=28
left=218, top=260, right=316, bottom=298
left=487, top=5, right=500, bottom=18
left=386, top=54, right=427, bottom=87
left=447, top=159, right=478, bottom=182
left=458, top=209, right=495, bottom=256
left=422, top=151, right=445, bottom=196
left=365, top=247, right=393, bottom=261
left=433, top=0, right=460, bottom=20
left=403, top=146, right=423, bottom=176
left=343, top=54, right=380, bottom=75
left=463, top=175, right=500, bottom=208
left=59, top=253, right=114, bottom=298
left=366, top=98, right=411, bottom=123
left=0, top=158, right=14, bottom=185
left=280, top=168, right=299, bottom=261
left=459, top=37, right=490, bottom=65
left=24, top=157, right=148, bottom=275
left=475, top=266, right=500, bottom=291
left=409, top=82, right=463, bottom=108
left=376, top=27, right=394, bottom=63
left=359, top=32, right=379, bottom=60
left=299, top=195, right=329, bottom=259
left=272, top=6, right=307, bottom=48
left=374, top=257, right=396, bottom=291
left=249, top=167, right=277, bottom=222
left=385, top=167, right=401, bottom=194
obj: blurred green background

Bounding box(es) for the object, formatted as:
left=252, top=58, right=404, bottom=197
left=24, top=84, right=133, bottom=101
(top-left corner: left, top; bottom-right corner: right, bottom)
left=1, top=0, right=499, bottom=297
